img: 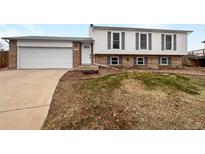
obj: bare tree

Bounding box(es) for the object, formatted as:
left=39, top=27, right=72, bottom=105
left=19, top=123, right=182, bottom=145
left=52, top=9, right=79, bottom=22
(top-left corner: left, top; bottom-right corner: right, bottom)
left=0, top=39, right=8, bottom=51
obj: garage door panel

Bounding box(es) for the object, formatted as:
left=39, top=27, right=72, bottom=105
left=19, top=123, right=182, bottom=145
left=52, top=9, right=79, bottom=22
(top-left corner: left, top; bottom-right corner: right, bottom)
left=19, top=47, right=73, bottom=69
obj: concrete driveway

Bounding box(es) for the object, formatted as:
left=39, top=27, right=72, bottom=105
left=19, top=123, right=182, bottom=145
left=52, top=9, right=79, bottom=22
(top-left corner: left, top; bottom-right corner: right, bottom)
left=0, top=70, right=67, bottom=130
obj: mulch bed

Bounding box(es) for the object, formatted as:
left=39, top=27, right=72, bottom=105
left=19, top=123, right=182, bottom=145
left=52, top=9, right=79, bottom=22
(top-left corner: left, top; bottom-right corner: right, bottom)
left=60, top=68, right=119, bottom=81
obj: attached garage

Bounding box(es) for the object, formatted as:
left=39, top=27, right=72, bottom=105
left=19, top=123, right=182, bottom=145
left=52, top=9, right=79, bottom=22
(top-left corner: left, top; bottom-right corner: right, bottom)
left=16, top=39, right=74, bottom=69
left=2, top=36, right=94, bottom=69
left=18, top=47, right=73, bottom=69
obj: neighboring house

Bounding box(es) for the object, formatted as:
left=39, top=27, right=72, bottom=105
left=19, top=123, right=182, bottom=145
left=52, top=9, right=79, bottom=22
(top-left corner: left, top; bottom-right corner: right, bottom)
left=2, top=25, right=192, bottom=69
left=186, top=41, right=205, bottom=67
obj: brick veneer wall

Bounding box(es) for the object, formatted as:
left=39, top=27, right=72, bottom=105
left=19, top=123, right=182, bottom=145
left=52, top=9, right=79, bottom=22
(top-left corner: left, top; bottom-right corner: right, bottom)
left=73, top=42, right=81, bottom=68
left=9, top=40, right=17, bottom=69
left=95, top=55, right=183, bottom=69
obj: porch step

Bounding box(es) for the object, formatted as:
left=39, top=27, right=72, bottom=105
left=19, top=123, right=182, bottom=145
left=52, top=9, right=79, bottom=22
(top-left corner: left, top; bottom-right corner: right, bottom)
left=77, top=65, right=99, bottom=74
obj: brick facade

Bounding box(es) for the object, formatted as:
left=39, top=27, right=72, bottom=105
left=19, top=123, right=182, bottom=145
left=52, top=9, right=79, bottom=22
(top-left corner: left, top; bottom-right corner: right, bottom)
left=9, top=40, right=17, bottom=69
left=7, top=40, right=182, bottom=70
left=73, top=42, right=81, bottom=68
left=95, top=55, right=183, bottom=69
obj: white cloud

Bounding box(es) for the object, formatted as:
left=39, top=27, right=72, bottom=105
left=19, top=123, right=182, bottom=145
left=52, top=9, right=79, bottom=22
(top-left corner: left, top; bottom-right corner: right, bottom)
left=0, top=39, right=8, bottom=51
left=0, top=24, right=45, bottom=50
left=0, top=24, right=45, bottom=37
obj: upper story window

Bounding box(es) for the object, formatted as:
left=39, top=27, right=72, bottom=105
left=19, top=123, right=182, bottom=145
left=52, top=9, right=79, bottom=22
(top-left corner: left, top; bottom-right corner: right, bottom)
left=107, top=32, right=125, bottom=50
left=165, top=35, right=172, bottom=50
left=136, top=33, right=152, bottom=50
left=161, top=34, right=177, bottom=51
left=140, top=34, right=147, bottom=50
left=112, top=33, right=120, bottom=49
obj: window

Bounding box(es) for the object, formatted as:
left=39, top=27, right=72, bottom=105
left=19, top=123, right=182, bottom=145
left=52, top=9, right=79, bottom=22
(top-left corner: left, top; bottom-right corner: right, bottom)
left=136, top=57, right=145, bottom=65
left=140, top=34, right=147, bottom=50
left=165, top=35, right=172, bottom=50
left=160, top=57, right=169, bottom=65
left=110, top=56, right=119, bottom=65
left=113, top=33, right=120, bottom=49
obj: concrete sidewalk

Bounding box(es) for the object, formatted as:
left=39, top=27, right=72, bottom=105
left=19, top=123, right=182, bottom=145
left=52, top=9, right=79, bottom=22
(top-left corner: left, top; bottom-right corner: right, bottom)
left=0, top=70, right=67, bottom=130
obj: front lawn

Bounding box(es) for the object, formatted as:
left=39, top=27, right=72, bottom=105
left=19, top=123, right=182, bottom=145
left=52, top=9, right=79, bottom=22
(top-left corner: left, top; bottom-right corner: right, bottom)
left=42, top=70, right=205, bottom=130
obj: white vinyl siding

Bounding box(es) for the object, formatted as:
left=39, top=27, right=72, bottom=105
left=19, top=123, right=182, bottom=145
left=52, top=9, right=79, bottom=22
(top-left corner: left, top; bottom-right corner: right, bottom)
left=91, top=29, right=187, bottom=55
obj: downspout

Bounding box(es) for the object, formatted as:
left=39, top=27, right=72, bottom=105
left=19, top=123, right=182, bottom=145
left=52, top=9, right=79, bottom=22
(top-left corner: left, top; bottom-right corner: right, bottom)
left=91, top=42, right=94, bottom=64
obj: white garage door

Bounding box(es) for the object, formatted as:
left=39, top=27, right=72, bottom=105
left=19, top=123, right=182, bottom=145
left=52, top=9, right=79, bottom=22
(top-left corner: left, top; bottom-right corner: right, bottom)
left=18, top=47, right=73, bottom=69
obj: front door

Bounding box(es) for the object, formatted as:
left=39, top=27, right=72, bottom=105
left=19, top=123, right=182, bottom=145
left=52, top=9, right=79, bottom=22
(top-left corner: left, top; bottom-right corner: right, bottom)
left=82, top=43, right=91, bottom=65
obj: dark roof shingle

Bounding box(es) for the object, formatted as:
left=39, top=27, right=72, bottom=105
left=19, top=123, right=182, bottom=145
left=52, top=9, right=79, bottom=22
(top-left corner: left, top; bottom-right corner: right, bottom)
left=2, top=36, right=94, bottom=43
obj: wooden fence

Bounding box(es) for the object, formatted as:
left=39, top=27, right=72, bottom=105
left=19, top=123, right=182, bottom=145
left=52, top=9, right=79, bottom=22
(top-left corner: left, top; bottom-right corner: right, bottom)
left=0, top=51, right=9, bottom=68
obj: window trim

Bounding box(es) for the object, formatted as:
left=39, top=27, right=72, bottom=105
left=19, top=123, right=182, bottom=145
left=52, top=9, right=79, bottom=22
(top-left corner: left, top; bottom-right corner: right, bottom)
left=165, top=34, right=172, bottom=51
left=136, top=57, right=145, bottom=65
left=111, top=32, right=121, bottom=50
left=140, top=33, right=148, bottom=50
left=162, top=34, right=176, bottom=51
left=160, top=57, right=169, bottom=65
left=110, top=56, right=120, bottom=65
left=136, top=33, right=150, bottom=51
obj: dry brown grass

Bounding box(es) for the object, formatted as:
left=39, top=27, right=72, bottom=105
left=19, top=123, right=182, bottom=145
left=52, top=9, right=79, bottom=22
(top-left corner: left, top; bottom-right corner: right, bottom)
left=42, top=71, right=205, bottom=130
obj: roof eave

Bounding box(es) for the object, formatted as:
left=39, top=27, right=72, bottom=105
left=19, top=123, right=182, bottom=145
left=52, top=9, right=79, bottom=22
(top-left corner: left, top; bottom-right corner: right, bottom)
left=92, top=26, right=193, bottom=34
left=1, top=36, right=94, bottom=43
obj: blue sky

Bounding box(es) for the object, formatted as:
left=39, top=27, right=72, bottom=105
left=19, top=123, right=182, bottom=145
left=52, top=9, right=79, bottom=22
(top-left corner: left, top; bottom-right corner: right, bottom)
left=0, top=24, right=205, bottom=51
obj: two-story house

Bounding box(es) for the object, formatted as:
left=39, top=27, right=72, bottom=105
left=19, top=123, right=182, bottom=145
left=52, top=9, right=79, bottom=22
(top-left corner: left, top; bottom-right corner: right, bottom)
left=2, top=25, right=192, bottom=69
left=90, top=25, right=192, bottom=69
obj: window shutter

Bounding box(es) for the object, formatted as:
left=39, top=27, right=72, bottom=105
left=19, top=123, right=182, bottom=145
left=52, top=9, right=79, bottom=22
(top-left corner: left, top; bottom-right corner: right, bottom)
left=107, top=32, right=111, bottom=50
left=158, top=57, right=161, bottom=64
left=145, top=57, right=148, bottom=64
left=161, top=34, right=165, bottom=51
left=119, top=56, right=122, bottom=65
left=173, top=34, right=177, bottom=51
left=133, top=57, right=137, bottom=65
left=121, top=32, right=125, bottom=50
left=107, top=56, right=110, bottom=64
left=136, top=33, right=139, bottom=50
left=168, top=57, right=171, bottom=65
left=148, top=33, right=152, bottom=50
